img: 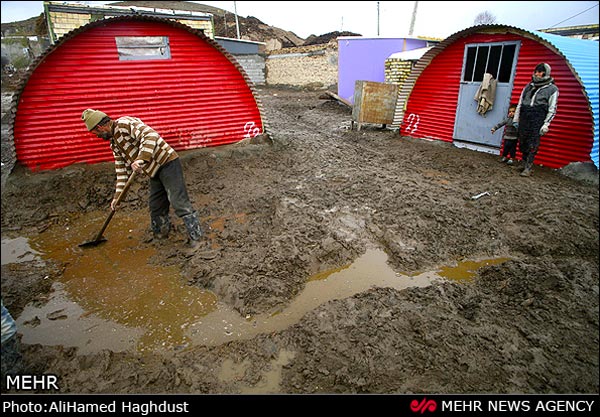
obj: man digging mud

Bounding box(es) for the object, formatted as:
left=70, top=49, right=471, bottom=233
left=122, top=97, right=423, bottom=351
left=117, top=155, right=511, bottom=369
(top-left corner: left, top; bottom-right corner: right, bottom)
left=81, top=109, right=206, bottom=252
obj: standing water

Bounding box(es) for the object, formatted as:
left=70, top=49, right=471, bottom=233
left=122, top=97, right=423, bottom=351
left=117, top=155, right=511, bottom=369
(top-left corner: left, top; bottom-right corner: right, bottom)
left=5, top=210, right=509, bottom=354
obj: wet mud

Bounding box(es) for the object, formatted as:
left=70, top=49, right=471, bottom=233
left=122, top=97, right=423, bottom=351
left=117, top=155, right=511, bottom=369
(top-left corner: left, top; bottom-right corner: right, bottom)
left=1, top=87, right=598, bottom=394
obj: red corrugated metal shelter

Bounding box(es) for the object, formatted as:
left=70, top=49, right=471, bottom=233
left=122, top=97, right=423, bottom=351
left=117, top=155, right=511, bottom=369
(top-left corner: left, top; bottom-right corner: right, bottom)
left=9, top=16, right=266, bottom=171
left=397, top=25, right=595, bottom=169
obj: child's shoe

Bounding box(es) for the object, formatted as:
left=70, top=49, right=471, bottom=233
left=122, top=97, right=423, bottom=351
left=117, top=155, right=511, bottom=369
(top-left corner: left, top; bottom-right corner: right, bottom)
left=500, top=156, right=507, bottom=163
left=506, top=159, right=514, bottom=165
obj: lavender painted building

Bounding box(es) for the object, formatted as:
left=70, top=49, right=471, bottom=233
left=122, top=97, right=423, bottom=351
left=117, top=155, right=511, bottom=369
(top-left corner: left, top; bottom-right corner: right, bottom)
left=337, top=36, right=436, bottom=104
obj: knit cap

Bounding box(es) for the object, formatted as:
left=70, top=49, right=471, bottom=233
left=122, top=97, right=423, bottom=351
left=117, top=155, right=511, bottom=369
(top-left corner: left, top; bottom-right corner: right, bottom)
left=81, top=109, right=108, bottom=131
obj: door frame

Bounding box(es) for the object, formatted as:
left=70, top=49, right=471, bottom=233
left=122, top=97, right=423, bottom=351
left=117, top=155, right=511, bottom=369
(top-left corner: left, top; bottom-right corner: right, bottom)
left=453, top=41, right=521, bottom=151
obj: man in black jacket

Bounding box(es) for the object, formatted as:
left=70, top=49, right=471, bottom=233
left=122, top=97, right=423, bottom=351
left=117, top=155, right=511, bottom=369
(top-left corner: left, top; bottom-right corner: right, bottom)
left=513, top=63, right=559, bottom=177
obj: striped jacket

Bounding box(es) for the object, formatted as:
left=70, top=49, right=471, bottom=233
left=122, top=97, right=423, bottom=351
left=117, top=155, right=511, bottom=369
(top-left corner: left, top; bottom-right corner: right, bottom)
left=492, top=116, right=518, bottom=141
left=109, top=116, right=178, bottom=199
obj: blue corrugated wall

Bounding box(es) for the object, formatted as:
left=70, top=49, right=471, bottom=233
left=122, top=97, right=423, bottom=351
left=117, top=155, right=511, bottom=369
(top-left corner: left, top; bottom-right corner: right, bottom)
left=534, top=31, right=599, bottom=168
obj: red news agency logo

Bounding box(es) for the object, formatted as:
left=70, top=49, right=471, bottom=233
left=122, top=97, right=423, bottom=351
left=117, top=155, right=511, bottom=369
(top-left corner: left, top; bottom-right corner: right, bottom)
left=411, top=398, right=438, bottom=413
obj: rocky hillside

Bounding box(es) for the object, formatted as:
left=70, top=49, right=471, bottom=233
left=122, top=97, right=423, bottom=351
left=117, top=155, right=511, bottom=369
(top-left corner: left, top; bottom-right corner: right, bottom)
left=304, top=31, right=362, bottom=46
left=0, top=15, right=46, bottom=37
left=1, top=1, right=360, bottom=49
left=111, top=1, right=356, bottom=48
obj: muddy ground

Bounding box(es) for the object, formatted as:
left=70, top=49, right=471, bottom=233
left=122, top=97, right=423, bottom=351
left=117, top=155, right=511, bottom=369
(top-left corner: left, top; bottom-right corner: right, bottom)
left=1, top=86, right=598, bottom=394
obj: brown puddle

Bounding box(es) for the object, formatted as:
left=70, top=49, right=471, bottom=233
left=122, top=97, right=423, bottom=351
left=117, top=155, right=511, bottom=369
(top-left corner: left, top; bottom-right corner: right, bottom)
left=10, top=211, right=217, bottom=354
left=437, top=258, right=511, bottom=282
left=186, top=247, right=442, bottom=347
left=3, top=210, right=510, bottom=354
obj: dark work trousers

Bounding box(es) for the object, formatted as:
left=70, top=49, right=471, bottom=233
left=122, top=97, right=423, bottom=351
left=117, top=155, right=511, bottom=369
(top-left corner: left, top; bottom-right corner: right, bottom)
left=518, top=105, right=547, bottom=166
left=501, top=139, right=518, bottom=159
left=149, top=158, right=195, bottom=221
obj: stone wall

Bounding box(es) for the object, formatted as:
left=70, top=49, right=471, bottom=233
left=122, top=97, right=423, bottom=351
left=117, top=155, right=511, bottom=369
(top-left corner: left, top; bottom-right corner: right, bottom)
left=174, top=19, right=213, bottom=38
left=48, top=11, right=91, bottom=40
left=384, top=59, right=413, bottom=86
left=47, top=12, right=214, bottom=41
left=233, top=54, right=266, bottom=85
left=384, top=58, right=417, bottom=129
left=265, top=43, right=338, bottom=90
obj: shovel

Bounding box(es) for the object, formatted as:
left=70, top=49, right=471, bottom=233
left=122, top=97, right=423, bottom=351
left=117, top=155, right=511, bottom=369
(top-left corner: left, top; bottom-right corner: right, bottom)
left=79, top=171, right=137, bottom=248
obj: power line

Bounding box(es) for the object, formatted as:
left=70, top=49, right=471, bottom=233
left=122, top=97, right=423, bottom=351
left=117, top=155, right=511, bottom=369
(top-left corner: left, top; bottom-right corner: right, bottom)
left=548, top=2, right=599, bottom=28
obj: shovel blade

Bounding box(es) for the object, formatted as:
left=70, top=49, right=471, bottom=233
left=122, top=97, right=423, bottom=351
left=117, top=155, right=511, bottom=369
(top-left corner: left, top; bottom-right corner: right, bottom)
left=79, top=236, right=108, bottom=248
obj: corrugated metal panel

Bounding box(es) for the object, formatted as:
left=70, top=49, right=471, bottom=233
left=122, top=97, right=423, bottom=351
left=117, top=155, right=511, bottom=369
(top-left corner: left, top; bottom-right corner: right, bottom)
left=508, top=36, right=593, bottom=169
left=9, top=16, right=267, bottom=171
left=394, top=34, right=459, bottom=130
left=399, top=40, right=465, bottom=142
left=533, top=31, right=599, bottom=168
left=397, top=25, right=597, bottom=170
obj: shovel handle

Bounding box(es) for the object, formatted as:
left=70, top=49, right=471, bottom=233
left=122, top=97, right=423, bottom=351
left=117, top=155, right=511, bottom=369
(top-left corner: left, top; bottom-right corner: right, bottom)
left=92, top=171, right=137, bottom=242
left=113, top=171, right=137, bottom=208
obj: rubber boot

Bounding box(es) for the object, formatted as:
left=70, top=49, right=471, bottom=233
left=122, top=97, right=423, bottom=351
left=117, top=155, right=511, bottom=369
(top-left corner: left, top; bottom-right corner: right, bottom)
left=182, top=212, right=203, bottom=248
left=151, top=215, right=171, bottom=240
left=520, top=162, right=533, bottom=177
left=181, top=213, right=217, bottom=258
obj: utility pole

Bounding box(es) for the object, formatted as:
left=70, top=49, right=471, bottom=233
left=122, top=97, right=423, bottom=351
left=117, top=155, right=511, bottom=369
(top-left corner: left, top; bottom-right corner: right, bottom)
left=408, top=1, right=418, bottom=36
left=377, top=2, right=380, bottom=36
left=234, top=1, right=241, bottom=39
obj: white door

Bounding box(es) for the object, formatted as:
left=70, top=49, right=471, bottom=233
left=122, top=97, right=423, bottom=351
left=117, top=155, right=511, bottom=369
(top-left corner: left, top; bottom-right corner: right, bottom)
left=453, top=42, right=520, bottom=147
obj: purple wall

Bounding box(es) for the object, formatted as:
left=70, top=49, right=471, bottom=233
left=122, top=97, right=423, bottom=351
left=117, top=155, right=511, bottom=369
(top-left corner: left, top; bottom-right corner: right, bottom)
left=337, top=37, right=429, bottom=104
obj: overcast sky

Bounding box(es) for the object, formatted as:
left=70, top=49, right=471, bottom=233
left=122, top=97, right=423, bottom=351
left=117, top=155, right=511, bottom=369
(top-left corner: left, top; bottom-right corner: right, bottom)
left=1, top=1, right=598, bottom=39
